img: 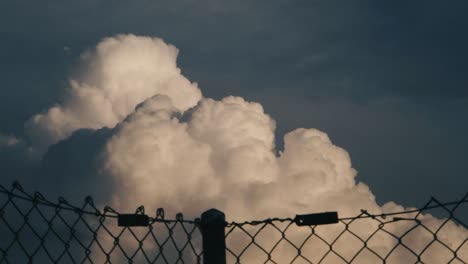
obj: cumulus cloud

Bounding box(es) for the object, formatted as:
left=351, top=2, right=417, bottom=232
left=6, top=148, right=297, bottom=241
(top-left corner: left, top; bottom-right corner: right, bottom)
left=19, top=34, right=467, bottom=262
left=25, top=34, right=202, bottom=151
left=103, top=92, right=382, bottom=219
left=100, top=93, right=466, bottom=263
left=105, top=95, right=218, bottom=213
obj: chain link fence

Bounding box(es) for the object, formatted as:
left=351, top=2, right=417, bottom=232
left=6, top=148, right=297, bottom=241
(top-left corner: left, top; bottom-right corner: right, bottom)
left=1, top=181, right=467, bottom=263
left=0, top=182, right=202, bottom=263
left=225, top=195, right=468, bottom=263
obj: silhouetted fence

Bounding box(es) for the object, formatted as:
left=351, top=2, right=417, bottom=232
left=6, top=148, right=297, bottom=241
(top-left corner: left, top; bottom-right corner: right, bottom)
left=1, top=182, right=467, bottom=263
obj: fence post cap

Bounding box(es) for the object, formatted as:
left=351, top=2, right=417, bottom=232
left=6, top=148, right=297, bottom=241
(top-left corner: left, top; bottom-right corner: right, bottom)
left=201, top=208, right=225, bottom=224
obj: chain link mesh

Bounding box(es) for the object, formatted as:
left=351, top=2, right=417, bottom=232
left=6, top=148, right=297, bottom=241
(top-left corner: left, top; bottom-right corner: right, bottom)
left=225, top=194, right=468, bottom=263
left=1, top=181, right=467, bottom=263
left=0, top=182, right=203, bottom=263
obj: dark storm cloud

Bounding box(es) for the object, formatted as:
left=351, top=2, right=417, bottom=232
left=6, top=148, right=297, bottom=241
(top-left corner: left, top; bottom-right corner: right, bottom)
left=38, top=128, right=113, bottom=198
left=0, top=0, right=467, bottom=207
left=0, top=138, right=39, bottom=186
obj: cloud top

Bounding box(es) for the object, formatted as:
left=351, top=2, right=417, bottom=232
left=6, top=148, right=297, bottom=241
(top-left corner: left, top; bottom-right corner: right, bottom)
left=25, top=34, right=201, bottom=150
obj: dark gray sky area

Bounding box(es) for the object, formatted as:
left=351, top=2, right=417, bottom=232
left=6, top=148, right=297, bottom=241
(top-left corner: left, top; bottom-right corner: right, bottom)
left=0, top=0, right=467, bottom=208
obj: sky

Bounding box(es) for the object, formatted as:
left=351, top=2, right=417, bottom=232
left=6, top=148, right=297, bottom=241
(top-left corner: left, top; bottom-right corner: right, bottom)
left=0, top=0, right=467, bottom=211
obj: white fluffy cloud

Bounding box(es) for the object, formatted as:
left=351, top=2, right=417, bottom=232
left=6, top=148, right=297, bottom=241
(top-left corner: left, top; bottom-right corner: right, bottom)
left=104, top=93, right=379, bottom=219
left=25, top=34, right=202, bottom=151
left=102, top=92, right=466, bottom=263
left=105, top=95, right=219, bottom=214
left=22, top=34, right=467, bottom=263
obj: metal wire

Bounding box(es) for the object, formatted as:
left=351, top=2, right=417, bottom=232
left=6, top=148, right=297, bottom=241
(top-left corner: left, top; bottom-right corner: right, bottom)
left=225, top=193, right=468, bottom=263
left=1, top=181, right=467, bottom=263
left=0, top=182, right=202, bottom=263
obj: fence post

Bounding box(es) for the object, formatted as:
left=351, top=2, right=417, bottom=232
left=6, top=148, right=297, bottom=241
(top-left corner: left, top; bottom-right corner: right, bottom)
left=200, top=208, right=226, bottom=264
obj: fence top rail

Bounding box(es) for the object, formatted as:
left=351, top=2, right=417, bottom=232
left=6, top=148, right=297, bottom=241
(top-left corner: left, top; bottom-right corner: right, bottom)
left=0, top=181, right=198, bottom=224
left=227, top=193, right=468, bottom=228
left=1, top=181, right=467, bottom=228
